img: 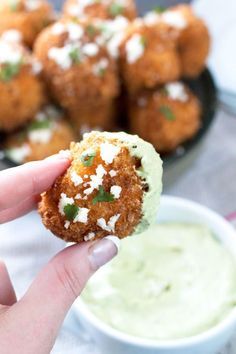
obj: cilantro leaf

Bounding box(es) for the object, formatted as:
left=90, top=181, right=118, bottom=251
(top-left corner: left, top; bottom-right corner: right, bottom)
left=63, top=204, right=79, bottom=221
left=0, top=61, right=22, bottom=82
left=159, top=106, right=175, bottom=121
left=109, top=3, right=124, bottom=16
left=140, top=36, right=147, bottom=48
left=8, top=0, right=19, bottom=11
left=92, top=186, right=115, bottom=204
left=81, top=151, right=96, bottom=167
left=69, top=48, right=81, bottom=64
left=153, top=6, right=166, bottom=13
left=27, top=119, right=51, bottom=131
left=86, top=25, right=96, bottom=37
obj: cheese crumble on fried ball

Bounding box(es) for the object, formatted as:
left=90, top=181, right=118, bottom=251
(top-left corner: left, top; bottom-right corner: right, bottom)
left=39, top=131, right=162, bottom=243
left=143, top=5, right=210, bottom=78
left=119, top=17, right=181, bottom=93
left=0, top=0, right=54, bottom=47
left=34, top=19, right=120, bottom=129
left=63, top=0, right=137, bottom=21
left=4, top=105, right=75, bottom=164
left=128, top=82, right=201, bottom=153
left=0, top=30, right=45, bottom=132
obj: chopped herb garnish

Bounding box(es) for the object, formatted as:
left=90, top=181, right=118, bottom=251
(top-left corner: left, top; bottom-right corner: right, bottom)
left=69, top=48, right=81, bottom=64
left=161, top=87, right=168, bottom=96
left=0, top=61, right=22, bottom=82
left=86, top=25, right=96, bottom=37
left=109, top=3, right=124, bottom=16
left=8, top=0, right=19, bottom=11
left=81, top=151, right=96, bottom=167
left=27, top=119, right=51, bottom=131
left=159, top=105, right=175, bottom=121
left=153, top=5, right=166, bottom=13
left=63, top=204, right=79, bottom=221
left=98, top=67, right=106, bottom=77
left=140, top=36, right=147, bottom=48
left=92, top=186, right=115, bottom=204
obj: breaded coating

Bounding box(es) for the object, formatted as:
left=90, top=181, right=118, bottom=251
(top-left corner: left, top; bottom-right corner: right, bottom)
left=143, top=5, right=210, bottom=78
left=4, top=105, right=75, bottom=164
left=128, top=82, right=201, bottom=153
left=0, top=31, right=45, bottom=132
left=34, top=19, right=120, bottom=116
left=39, top=131, right=162, bottom=243
left=63, top=0, right=137, bottom=21
left=119, top=19, right=181, bottom=93
left=0, top=0, right=54, bottom=47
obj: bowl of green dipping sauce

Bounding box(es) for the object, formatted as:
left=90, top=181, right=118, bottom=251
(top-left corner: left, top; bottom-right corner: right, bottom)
left=74, top=196, right=236, bottom=354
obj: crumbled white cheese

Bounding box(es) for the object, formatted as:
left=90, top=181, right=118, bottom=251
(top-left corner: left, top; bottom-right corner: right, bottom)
left=74, top=207, right=89, bottom=223
left=1, top=30, right=22, bottom=43
left=64, top=220, right=70, bottom=229
left=100, top=143, right=120, bottom=164
left=0, top=41, right=22, bottom=64
left=75, top=193, right=82, bottom=199
left=165, top=82, right=188, bottom=102
left=109, top=169, right=117, bottom=177
left=144, top=12, right=161, bottom=26
left=52, top=23, right=66, bottom=36
left=67, top=23, right=84, bottom=41
left=59, top=149, right=71, bottom=159
left=25, top=0, right=42, bottom=11
left=125, top=34, right=145, bottom=64
left=31, top=59, right=42, bottom=74
left=110, top=185, right=122, bottom=199
left=92, top=58, right=109, bottom=76
left=71, top=171, right=83, bottom=187
left=97, top=214, right=120, bottom=233
left=82, top=43, right=99, bottom=57
left=107, top=32, right=124, bottom=58
left=84, top=174, right=88, bottom=178
left=84, top=232, right=95, bottom=241
left=66, top=0, right=96, bottom=17
left=48, top=44, right=75, bottom=70
left=58, top=193, right=74, bottom=216
left=84, top=164, right=107, bottom=195
left=6, top=144, right=31, bottom=163
left=161, top=11, right=187, bottom=29
left=28, top=128, right=53, bottom=144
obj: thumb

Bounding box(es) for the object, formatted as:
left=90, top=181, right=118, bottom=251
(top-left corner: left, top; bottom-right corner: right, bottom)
left=7, top=237, right=119, bottom=353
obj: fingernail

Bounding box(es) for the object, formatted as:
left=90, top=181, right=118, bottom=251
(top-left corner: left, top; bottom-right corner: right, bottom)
left=46, top=150, right=71, bottom=161
left=88, top=236, right=120, bottom=271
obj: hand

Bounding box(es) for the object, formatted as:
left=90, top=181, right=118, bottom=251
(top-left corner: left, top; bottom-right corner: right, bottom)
left=0, top=155, right=119, bottom=354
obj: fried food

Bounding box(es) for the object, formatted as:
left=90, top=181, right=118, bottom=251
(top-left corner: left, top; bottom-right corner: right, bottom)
left=128, top=82, right=201, bottom=153
left=0, top=0, right=54, bottom=47
left=119, top=18, right=181, bottom=93
left=63, top=0, right=137, bottom=21
left=143, top=5, right=210, bottom=78
left=4, top=105, right=75, bottom=164
left=39, top=131, right=163, bottom=242
left=0, top=30, right=45, bottom=132
left=34, top=19, right=120, bottom=129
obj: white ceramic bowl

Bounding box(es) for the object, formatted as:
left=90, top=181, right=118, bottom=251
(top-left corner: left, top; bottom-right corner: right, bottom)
left=74, top=196, right=236, bottom=354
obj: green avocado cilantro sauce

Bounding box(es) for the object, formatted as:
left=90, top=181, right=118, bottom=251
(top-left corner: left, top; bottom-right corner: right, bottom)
left=82, top=224, right=236, bottom=340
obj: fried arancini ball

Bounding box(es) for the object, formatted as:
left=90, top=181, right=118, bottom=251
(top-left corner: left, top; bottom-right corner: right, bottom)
left=4, top=105, right=75, bottom=164
left=39, top=131, right=163, bottom=243
left=119, top=19, right=181, bottom=93
left=0, top=0, right=54, bottom=47
left=0, top=31, right=45, bottom=132
left=63, top=0, right=137, bottom=21
left=34, top=20, right=120, bottom=113
left=128, top=82, right=201, bottom=153
left=143, top=5, right=210, bottom=78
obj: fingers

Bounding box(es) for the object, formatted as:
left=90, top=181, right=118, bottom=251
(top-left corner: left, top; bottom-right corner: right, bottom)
left=0, top=261, right=16, bottom=306
left=10, top=237, right=119, bottom=353
left=0, top=154, right=70, bottom=213
left=0, top=196, right=38, bottom=224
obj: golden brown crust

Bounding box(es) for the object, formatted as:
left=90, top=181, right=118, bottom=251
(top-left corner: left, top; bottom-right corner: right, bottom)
left=63, top=0, right=137, bottom=21
left=128, top=84, right=201, bottom=153
left=0, top=0, right=54, bottom=47
left=5, top=117, right=75, bottom=162
left=39, top=133, right=143, bottom=242
left=119, top=20, right=181, bottom=93
left=34, top=19, right=120, bottom=112
left=0, top=68, right=46, bottom=132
